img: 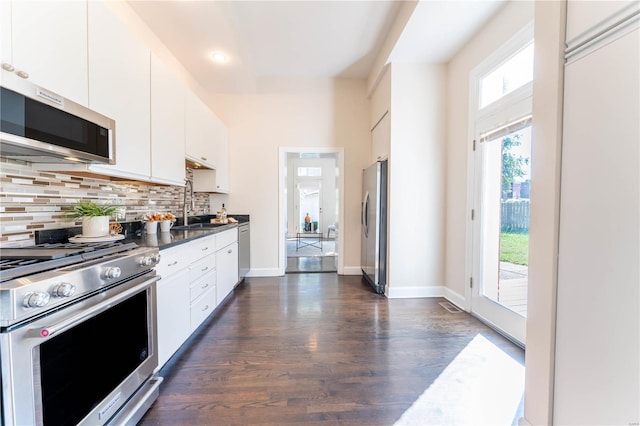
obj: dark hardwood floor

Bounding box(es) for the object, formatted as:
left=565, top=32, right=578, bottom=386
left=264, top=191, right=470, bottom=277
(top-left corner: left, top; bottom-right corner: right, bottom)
left=140, top=274, right=524, bottom=425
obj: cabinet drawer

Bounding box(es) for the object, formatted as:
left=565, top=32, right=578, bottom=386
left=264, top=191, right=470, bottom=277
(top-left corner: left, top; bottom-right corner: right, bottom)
left=190, top=270, right=216, bottom=302
left=216, top=228, right=238, bottom=250
left=189, top=253, right=215, bottom=283
left=191, top=235, right=216, bottom=258
left=157, top=245, right=190, bottom=279
left=190, top=287, right=216, bottom=331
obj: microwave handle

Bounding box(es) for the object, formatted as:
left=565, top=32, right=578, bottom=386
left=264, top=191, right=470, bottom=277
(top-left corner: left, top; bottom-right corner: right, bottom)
left=32, top=274, right=159, bottom=339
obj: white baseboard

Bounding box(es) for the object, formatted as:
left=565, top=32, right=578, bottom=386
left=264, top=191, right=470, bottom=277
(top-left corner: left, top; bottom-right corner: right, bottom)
left=245, top=268, right=282, bottom=277
left=387, top=285, right=446, bottom=299
left=444, top=288, right=468, bottom=311
left=341, top=266, right=362, bottom=275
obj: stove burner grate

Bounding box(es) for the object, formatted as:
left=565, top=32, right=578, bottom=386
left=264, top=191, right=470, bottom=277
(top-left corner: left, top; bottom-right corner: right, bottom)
left=0, top=241, right=138, bottom=283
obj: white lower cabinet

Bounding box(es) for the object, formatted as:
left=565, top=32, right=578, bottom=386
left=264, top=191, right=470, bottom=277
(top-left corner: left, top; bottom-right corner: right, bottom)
left=156, top=268, right=190, bottom=368
left=216, top=229, right=239, bottom=304
left=156, top=231, right=238, bottom=369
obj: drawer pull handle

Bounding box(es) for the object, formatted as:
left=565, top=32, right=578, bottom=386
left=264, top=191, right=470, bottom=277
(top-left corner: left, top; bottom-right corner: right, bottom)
left=201, top=266, right=208, bottom=272
left=202, top=247, right=209, bottom=251
left=202, top=283, right=209, bottom=289
left=227, top=249, right=232, bottom=254
left=168, top=261, right=178, bottom=266
left=202, top=305, right=209, bottom=312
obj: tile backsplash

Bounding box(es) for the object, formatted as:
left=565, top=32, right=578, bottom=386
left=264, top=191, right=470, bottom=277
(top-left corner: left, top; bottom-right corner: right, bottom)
left=0, top=159, right=210, bottom=246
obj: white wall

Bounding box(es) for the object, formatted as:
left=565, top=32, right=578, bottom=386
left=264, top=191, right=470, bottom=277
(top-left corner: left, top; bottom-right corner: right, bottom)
left=445, top=0, right=534, bottom=303
left=210, top=78, right=370, bottom=276
left=387, top=62, right=447, bottom=297
left=525, top=1, right=566, bottom=424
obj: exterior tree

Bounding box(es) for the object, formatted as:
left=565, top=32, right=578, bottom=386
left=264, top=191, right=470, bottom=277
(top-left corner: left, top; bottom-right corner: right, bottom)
left=502, top=133, right=529, bottom=198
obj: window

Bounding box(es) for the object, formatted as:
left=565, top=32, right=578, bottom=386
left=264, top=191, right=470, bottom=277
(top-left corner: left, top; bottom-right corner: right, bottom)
left=297, top=167, right=321, bottom=177
left=480, top=42, right=534, bottom=108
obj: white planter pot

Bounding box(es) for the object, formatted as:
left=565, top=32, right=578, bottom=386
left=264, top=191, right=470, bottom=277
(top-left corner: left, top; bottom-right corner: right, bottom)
left=82, top=216, right=110, bottom=237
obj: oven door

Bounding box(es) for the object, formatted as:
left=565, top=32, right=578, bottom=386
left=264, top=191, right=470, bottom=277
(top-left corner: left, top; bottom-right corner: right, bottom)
left=0, top=272, right=159, bottom=426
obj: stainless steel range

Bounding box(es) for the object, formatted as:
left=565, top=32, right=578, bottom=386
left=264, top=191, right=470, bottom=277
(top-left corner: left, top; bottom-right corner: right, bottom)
left=0, top=240, right=162, bottom=426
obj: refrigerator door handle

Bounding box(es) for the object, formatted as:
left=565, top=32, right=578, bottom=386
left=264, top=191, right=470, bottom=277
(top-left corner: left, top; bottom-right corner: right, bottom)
left=362, top=191, right=369, bottom=238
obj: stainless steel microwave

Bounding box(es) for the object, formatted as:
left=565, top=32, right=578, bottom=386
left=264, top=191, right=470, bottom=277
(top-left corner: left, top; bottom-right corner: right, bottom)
left=0, top=79, right=115, bottom=164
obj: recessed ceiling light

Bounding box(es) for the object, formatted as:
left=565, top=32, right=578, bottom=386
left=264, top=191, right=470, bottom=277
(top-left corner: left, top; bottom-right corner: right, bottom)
left=210, top=52, right=228, bottom=63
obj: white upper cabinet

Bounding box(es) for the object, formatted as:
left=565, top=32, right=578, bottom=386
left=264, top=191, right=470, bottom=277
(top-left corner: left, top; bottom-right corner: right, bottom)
left=1, top=0, right=88, bottom=106
left=212, top=115, right=229, bottom=192
left=187, top=90, right=230, bottom=193
left=1, top=1, right=13, bottom=73
left=150, top=53, right=186, bottom=186
left=192, top=114, right=230, bottom=193
left=185, top=90, right=217, bottom=170
left=87, top=1, right=151, bottom=181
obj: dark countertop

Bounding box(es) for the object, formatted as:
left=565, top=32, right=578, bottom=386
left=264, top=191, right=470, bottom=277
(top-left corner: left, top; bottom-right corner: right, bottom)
left=34, top=214, right=249, bottom=251
left=134, top=223, right=239, bottom=250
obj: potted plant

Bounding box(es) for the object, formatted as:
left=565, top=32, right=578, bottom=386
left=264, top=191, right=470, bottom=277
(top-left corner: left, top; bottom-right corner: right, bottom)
left=70, top=200, right=118, bottom=237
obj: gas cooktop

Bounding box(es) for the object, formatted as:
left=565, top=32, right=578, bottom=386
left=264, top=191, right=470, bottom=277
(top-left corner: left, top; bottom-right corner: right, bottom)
left=0, top=241, right=138, bottom=283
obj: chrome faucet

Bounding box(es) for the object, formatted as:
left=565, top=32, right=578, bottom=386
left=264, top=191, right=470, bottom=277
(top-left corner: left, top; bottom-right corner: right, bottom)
left=183, top=178, right=194, bottom=224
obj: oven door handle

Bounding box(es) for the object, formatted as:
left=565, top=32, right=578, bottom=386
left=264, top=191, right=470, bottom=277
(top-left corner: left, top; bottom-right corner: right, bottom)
left=33, top=274, right=160, bottom=339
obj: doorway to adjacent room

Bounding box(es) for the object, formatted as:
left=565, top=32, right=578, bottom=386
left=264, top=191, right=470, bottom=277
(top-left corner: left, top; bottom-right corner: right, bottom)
left=279, top=149, right=343, bottom=274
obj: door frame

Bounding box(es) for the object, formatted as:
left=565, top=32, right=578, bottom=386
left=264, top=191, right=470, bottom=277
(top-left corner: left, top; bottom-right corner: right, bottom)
left=464, top=22, right=534, bottom=347
left=278, top=147, right=344, bottom=275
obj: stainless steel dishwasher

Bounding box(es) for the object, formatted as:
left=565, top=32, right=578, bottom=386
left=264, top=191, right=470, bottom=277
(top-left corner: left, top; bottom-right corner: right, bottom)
left=238, top=222, right=250, bottom=283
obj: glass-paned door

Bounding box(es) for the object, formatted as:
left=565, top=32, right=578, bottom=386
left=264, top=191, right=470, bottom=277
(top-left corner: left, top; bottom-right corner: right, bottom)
left=472, top=122, right=531, bottom=345
left=297, top=180, right=322, bottom=232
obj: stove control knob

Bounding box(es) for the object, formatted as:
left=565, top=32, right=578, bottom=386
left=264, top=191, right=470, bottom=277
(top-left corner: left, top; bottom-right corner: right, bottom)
left=24, top=292, right=51, bottom=308
left=103, top=267, right=122, bottom=280
left=52, top=282, right=76, bottom=298
left=151, top=253, right=161, bottom=264
left=139, top=256, right=154, bottom=267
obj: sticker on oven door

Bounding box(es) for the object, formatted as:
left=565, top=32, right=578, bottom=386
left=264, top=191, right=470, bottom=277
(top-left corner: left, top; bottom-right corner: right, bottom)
left=98, top=392, right=121, bottom=420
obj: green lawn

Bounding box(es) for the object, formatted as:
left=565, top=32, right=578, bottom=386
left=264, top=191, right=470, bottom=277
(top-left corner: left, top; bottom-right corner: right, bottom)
left=500, top=232, right=529, bottom=265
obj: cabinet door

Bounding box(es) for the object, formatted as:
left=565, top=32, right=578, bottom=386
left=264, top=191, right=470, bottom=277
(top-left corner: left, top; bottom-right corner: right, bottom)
left=88, top=1, right=151, bottom=181
left=156, top=268, right=190, bottom=368
left=216, top=242, right=238, bottom=304
left=185, top=90, right=216, bottom=169
left=213, top=118, right=230, bottom=193
left=1, top=1, right=12, bottom=70
left=9, top=0, right=88, bottom=106
left=150, top=53, right=186, bottom=185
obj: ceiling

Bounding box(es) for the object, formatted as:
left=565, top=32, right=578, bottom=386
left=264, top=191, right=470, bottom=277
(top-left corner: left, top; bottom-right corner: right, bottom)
left=128, top=1, right=505, bottom=94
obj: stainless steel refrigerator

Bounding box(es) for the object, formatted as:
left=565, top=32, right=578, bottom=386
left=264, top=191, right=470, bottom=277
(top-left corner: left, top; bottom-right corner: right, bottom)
left=361, top=160, right=387, bottom=294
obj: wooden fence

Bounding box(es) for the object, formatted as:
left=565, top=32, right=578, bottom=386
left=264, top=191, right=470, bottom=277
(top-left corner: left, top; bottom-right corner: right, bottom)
left=501, top=199, right=530, bottom=233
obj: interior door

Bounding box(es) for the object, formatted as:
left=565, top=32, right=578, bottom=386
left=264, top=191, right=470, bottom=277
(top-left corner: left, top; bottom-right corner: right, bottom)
left=471, top=122, right=531, bottom=346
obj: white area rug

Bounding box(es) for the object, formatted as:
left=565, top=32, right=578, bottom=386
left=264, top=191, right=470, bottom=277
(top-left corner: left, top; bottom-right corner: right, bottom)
left=394, top=334, right=524, bottom=426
